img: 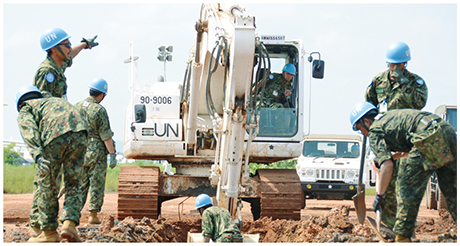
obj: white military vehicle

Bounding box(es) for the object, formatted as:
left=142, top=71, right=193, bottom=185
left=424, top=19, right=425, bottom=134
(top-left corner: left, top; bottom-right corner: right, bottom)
left=296, top=134, right=374, bottom=200
left=425, top=104, right=457, bottom=210
left=120, top=3, right=325, bottom=222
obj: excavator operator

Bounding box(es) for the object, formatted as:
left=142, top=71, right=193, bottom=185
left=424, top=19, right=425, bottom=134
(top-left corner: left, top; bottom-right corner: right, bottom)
left=259, top=63, right=296, bottom=108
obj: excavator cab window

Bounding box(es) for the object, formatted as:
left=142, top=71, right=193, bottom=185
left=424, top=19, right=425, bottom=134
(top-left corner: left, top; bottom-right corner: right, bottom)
left=249, top=43, right=299, bottom=137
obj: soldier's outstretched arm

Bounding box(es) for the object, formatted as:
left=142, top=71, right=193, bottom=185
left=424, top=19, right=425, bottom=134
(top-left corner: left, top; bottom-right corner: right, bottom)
left=70, top=35, right=99, bottom=59
left=70, top=42, right=86, bottom=59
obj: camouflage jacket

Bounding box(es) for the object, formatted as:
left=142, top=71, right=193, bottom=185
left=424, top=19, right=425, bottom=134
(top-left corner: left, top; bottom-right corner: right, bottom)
left=368, top=109, right=442, bottom=167
left=262, top=73, right=292, bottom=103
left=74, top=97, right=113, bottom=141
left=365, top=69, right=427, bottom=111
left=17, top=97, right=87, bottom=161
left=74, top=97, right=113, bottom=155
left=201, top=206, right=240, bottom=241
left=33, top=56, right=72, bottom=98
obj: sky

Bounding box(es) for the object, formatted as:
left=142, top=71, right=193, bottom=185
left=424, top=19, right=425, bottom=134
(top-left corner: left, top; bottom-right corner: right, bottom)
left=2, top=2, right=457, bottom=154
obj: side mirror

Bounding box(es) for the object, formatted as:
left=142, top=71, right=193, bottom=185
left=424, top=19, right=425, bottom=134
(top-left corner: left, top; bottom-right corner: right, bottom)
left=134, top=104, right=146, bottom=123
left=308, top=52, right=325, bottom=79
left=312, top=60, right=325, bottom=79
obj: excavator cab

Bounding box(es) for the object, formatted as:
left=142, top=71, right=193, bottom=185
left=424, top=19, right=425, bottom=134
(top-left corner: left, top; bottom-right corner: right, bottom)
left=250, top=40, right=300, bottom=138
left=246, top=36, right=323, bottom=163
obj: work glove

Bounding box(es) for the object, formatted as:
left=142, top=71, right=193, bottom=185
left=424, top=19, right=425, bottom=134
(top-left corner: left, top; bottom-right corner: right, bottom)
left=109, top=153, right=117, bottom=169
left=373, top=193, right=385, bottom=212
left=81, top=35, right=99, bottom=49
left=36, top=155, right=51, bottom=175
left=390, top=66, right=409, bottom=85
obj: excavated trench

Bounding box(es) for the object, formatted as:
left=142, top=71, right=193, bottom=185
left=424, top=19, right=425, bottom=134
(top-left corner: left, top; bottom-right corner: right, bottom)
left=4, top=205, right=456, bottom=243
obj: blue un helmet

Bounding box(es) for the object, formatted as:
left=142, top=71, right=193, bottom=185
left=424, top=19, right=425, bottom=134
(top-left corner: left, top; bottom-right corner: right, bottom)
left=16, top=85, right=43, bottom=112
left=385, top=41, right=411, bottom=64
left=40, top=27, right=71, bottom=51
left=195, top=194, right=213, bottom=209
left=282, top=63, right=296, bottom=75
left=349, top=102, right=377, bottom=131
left=89, top=78, right=108, bottom=94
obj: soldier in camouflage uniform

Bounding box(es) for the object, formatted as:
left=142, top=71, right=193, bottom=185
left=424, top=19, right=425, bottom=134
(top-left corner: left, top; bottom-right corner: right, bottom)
left=350, top=102, right=456, bottom=242
left=195, top=194, right=243, bottom=243
left=16, top=85, right=87, bottom=242
left=74, top=78, right=117, bottom=224
left=255, top=63, right=296, bottom=132
left=259, top=63, right=296, bottom=109
left=365, top=42, right=428, bottom=232
left=34, top=27, right=99, bottom=99
left=28, top=27, right=98, bottom=239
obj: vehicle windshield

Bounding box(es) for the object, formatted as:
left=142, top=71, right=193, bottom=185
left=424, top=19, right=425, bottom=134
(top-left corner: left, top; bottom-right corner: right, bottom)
left=303, top=141, right=360, bottom=158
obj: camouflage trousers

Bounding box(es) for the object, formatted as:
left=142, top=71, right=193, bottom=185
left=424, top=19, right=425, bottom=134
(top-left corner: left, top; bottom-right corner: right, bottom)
left=379, top=158, right=418, bottom=232
left=79, top=142, right=108, bottom=212
left=30, top=130, right=87, bottom=231
left=394, top=122, right=457, bottom=238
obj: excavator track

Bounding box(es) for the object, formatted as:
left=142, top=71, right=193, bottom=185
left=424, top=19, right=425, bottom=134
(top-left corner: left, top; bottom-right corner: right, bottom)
left=117, top=166, right=160, bottom=220
left=258, top=169, right=304, bottom=220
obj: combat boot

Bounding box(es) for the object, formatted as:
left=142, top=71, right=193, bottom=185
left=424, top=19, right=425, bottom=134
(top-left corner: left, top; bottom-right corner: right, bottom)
left=29, top=224, right=41, bottom=237
left=27, top=230, right=60, bottom=242
left=395, top=233, right=411, bottom=242
left=89, top=212, right=102, bottom=224
left=60, top=220, right=81, bottom=242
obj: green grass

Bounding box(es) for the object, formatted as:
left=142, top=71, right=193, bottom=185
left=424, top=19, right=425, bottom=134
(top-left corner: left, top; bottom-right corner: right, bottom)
left=5, top=161, right=376, bottom=196
left=105, top=165, right=120, bottom=193
left=3, top=164, right=36, bottom=194
left=366, top=188, right=376, bottom=196
left=3, top=162, right=172, bottom=194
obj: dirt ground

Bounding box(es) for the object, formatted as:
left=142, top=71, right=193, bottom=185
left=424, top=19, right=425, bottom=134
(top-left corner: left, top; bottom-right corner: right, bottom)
left=3, top=193, right=456, bottom=243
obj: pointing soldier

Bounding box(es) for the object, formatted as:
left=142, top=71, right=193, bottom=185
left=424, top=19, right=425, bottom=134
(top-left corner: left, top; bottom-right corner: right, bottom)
left=34, top=27, right=99, bottom=99
left=29, top=27, right=98, bottom=236
left=364, top=41, right=428, bottom=233
left=74, top=78, right=117, bottom=224
left=16, top=85, right=87, bottom=242
left=350, top=102, right=457, bottom=242
left=195, top=194, right=243, bottom=243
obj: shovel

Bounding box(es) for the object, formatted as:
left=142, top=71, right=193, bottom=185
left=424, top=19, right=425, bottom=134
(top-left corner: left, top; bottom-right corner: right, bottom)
left=353, top=135, right=367, bottom=224
left=367, top=214, right=388, bottom=242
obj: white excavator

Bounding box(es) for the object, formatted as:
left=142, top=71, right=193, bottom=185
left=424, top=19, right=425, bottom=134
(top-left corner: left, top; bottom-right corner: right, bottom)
left=120, top=3, right=325, bottom=222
